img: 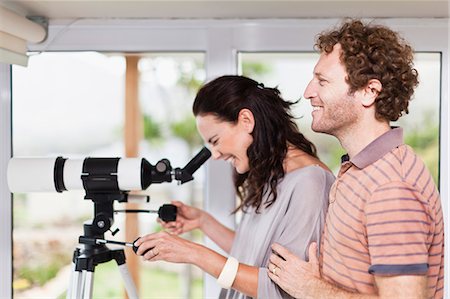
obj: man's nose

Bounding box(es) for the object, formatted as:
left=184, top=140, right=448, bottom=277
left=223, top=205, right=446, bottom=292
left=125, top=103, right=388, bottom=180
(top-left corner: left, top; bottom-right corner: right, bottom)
left=303, top=81, right=316, bottom=100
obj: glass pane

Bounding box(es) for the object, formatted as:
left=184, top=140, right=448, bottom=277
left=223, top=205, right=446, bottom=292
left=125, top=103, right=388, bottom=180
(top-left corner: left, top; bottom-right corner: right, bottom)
left=394, top=53, right=441, bottom=185
left=239, top=52, right=342, bottom=170
left=239, top=52, right=441, bottom=182
left=12, top=52, right=205, bottom=298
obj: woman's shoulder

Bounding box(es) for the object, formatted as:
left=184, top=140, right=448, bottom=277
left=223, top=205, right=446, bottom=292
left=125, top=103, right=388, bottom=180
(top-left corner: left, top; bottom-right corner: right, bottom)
left=285, top=164, right=335, bottom=181
left=278, top=165, right=333, bottom=208
left=282, top=165, right=335, bottom=193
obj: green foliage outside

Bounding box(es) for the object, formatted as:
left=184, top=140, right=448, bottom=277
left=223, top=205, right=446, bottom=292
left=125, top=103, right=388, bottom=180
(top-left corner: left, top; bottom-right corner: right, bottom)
left=143, top=114, right=163, bottom=143
left=404, top=120, right=440, bottom=185
left=324, top=143, right=347, bottom=171
left=16, top=260, right=65, bottom=288
left=142, top=57, right=204, bottom=149
left=170, top=115, right=203, bottom=148
left=241, top=61, right=273, bottom=79
left=177, top=62, right=204, bottom=94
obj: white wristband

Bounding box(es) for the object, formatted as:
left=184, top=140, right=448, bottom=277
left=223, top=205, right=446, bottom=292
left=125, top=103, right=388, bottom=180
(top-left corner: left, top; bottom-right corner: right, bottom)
left=217, top=257, right=239, bottom=289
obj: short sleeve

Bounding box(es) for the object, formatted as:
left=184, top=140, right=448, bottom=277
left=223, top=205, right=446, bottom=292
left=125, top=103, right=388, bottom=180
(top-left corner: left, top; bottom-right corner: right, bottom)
left=366, top=181, right=430, bottom=276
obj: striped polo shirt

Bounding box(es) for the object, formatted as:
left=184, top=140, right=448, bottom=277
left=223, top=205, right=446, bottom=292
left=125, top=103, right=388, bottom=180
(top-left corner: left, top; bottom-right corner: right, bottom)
left=320, top=127, right=444, bottom=298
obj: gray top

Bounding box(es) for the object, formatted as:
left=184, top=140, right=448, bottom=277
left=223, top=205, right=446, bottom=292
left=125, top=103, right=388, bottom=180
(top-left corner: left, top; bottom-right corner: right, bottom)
left=219, top=165, right=334, bottom=299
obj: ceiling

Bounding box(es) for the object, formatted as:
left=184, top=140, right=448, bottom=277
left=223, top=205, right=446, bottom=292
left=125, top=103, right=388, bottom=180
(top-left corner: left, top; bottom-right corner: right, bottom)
left=0, top=0, right=449, bottom=20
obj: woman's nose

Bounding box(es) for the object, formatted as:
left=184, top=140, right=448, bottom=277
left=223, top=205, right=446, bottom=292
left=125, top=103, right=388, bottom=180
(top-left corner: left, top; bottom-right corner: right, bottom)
left=211, top=148, right=221, bottom=160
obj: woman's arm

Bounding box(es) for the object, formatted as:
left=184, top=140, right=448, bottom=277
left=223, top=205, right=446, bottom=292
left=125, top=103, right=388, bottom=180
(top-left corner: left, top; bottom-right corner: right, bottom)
left=135, top=232, right=258, bottom=297
left=194, top=242, right=258, bottom=297
left=199, top=212, right=235, bottom=253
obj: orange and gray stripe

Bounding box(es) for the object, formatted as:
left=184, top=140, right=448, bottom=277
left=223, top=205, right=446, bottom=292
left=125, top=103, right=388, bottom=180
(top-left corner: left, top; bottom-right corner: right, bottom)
left=320, top=128, right=444, bottom=298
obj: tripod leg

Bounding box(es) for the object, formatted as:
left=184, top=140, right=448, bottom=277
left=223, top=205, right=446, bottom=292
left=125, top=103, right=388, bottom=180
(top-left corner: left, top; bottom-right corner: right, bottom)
left=67, top=266, right=84, bottom=299
left=82, top=270, right=94, bottom=299
left=118, top=264, right=139, bottom=299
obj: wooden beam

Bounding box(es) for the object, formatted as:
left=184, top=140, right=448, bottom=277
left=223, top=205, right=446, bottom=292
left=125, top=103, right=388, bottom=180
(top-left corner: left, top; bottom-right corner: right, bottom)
left=124, top=55, right=141, bottom=297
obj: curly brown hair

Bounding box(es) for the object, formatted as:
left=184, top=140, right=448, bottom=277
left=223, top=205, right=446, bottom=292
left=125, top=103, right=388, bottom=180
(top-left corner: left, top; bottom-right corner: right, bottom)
left=193, top=75, right=317, bottom=213
left=316, top=19, right=419, bottom=122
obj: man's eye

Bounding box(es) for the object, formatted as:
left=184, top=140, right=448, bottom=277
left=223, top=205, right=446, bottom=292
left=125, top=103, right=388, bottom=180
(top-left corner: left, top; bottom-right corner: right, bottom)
left=318, top=79, right=326, bottom=86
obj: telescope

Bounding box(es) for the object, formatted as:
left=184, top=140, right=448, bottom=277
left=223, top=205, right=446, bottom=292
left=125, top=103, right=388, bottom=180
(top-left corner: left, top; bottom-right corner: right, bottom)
left=8, top=146, right=212, bottom=195
left=7, top=146, right=211, bottom=235
left=7, top=147, right=212, bottom=299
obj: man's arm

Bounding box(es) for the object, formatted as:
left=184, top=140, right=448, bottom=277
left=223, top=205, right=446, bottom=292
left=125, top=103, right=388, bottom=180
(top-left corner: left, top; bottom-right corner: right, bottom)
left=267, top=243, right=428, bottom=299
left=296, top=274, right=427, bottom=299
left=375, top=275, right=427, bottom=299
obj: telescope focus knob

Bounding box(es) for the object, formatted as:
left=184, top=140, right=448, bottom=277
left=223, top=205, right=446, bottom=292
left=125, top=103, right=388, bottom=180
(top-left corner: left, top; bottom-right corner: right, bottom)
left=158, top=204, right=177, bottom=222
left=155, top=159, right=170, bottom=173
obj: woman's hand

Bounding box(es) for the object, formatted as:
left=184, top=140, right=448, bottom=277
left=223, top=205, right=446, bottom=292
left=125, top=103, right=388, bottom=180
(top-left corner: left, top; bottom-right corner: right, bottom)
left=158, top=200, right=205, bottom=235
left=134, top=231, right=258, bottom=298
left=267, top=242, right=321, bottom=298
left=158, top=200, right=235, bottom=253
left=134, top=231, right=200, bottom=264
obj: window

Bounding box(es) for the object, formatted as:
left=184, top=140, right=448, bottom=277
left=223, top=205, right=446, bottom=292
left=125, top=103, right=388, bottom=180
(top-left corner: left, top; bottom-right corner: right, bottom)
left=239, top=52, right=441, bottom=180
left=12, top=52, right=206, bottom=298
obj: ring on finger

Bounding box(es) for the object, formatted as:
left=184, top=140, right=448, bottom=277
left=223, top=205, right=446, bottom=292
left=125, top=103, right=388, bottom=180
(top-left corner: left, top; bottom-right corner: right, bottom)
left=272, top=266, right=278, bottom=275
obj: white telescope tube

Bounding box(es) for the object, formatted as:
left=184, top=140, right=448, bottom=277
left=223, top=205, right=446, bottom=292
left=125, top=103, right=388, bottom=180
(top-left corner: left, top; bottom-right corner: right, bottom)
left=7, top=147, right=210, bottom=193
left=7, top=158, right=58, bottom=193
left=63, top=159, right=84, bottom=190
left=7, top=157, right=146, bottom=193
left=117, top=158, right=143, bottom=191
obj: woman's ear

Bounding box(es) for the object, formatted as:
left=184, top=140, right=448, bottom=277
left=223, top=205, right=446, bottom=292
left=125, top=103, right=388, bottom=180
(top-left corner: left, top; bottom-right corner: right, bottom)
left=238, top=108, right=255, bottom=133
left=361, top=79, right=382, bottom=107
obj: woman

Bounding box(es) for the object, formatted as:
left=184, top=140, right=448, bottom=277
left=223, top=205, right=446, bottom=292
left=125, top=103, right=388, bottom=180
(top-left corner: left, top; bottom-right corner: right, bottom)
left=134, top=75, right=335, bottom=298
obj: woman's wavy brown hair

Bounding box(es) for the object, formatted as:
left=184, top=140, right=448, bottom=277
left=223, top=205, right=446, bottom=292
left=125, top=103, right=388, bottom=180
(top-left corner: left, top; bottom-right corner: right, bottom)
left=316, top=19, right=419, bottom=121
left=193, top=75, right=317, bottom=213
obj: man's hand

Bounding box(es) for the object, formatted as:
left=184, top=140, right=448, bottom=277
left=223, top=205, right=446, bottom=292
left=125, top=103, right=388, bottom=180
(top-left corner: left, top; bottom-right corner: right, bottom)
left=268, top=242, right=321, bottom=298
left=268, top=243, right=429, bottom=299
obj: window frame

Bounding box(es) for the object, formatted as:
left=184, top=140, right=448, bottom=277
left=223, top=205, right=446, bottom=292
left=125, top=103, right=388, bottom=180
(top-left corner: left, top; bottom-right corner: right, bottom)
left=1, top=18, right=448, bottom=298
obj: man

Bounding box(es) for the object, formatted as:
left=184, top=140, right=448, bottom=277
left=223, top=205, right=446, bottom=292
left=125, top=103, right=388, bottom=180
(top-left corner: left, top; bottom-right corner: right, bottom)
left=267, top=19, right=444, bottom=298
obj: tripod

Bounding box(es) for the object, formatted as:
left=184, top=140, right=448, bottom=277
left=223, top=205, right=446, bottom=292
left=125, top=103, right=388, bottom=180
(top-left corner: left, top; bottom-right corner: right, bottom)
left=66, top=221, right=139, bottom=299
left=63, top=160, right=140, bottom=299
left=61, top=149, right=207, bottom=299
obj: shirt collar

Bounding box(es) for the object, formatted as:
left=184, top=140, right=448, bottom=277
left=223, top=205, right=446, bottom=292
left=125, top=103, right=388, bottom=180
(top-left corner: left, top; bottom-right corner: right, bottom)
left=341, top=127, right=404, bottom=169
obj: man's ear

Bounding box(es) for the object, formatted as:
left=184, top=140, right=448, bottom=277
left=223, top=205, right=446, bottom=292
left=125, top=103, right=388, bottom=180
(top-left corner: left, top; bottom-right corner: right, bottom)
left=361, top=79, right=382, bottom=107
left=238, top=108, right=255, bottom=133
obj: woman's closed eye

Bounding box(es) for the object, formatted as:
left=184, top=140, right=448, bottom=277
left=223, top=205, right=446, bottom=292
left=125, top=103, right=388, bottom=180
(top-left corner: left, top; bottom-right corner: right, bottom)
left=211, top=138, right=219, bottom=146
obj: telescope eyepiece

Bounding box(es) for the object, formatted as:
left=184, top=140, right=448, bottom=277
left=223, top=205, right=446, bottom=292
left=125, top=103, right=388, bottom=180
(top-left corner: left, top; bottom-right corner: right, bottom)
left=175, top=147, right=212, bottom=184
